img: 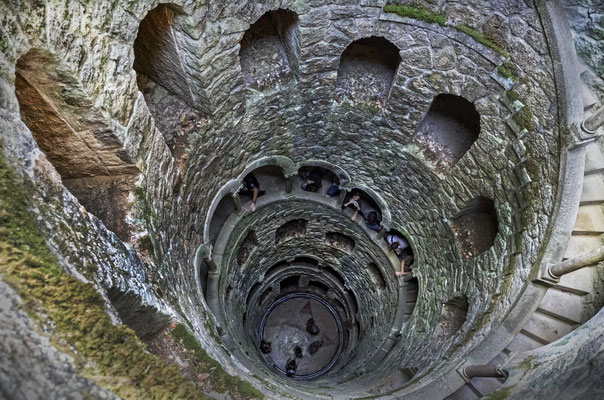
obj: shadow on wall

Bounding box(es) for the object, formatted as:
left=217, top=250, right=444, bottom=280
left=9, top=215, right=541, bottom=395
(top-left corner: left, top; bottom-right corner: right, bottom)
left=14, top=49, right=140, bottom=243
left=450, top=196, right=499, bottom=260
left=415, top=93, right=481, bottom=166
left=239, top=9, right=300, bottom=90
left=336, top=36, right=401, bottom=104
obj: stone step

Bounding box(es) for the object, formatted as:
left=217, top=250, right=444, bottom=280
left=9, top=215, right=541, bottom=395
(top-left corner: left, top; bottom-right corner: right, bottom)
left=536, top=288, right=585, bottom=325
left=505, top=330, right=544, bottom=353
left=563, top=234, right=604, bottom=260
left=584, top=143, right=604, bottom=174
left=580, top=174, right=604, bottom=204
left=521, top=311, right=578, bottom=345
left=445, top=383, right=480, bottom=400
left=555, top=267, right=596, bottom=296
left=573, top=204, right=604, bottom=234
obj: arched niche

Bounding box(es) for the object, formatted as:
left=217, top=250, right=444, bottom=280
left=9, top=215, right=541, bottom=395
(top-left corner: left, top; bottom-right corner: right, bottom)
left=437, top=295, right=469, bottom=340
left=203, top=156, right=295, bottom=245
left=275, top=219, right=308, bottom=244
left=208, top=193, right=236, bottom=248
left=239, top=9, right=299, bottom=89
left=415, top=93, right=481, bottom=166
left=450, top=196, right=499, bottom=259
left=342, top=189, right=386, bottom=231
left=335, top=36, right=401, bottom=103
left=14, top=49, right=140, bottom=242
left=133, top=3, right=204, bottom=159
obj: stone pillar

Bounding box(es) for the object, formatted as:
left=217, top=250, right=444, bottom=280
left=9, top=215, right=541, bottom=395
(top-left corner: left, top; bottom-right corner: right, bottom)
left=231, top=192, right=243, bottom=214
left=337, top=189, right=348, bottom=208
left=583, top=104, right=604, bottom=134
left=285, top=175, right=294, bottom=197
left=462, top=365, right=508, bottom=380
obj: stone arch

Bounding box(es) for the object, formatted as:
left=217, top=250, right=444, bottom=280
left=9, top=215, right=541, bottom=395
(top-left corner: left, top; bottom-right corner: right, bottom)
left=203, top=156, right=296, bottom=245
left=14, top=48, right=140, bottom=242
left=335, top=36, right=401, bottom=103
left=415, top=93, right=481, bottom=166
left=341, top=183, right=392, bottom=230
left=297, top=159, right=351, bottom=186
left=450, top=196, right=499, bottom=259
left=133, top=3, right=205, bottom=159
left=239, top=8, right=300, bottom=89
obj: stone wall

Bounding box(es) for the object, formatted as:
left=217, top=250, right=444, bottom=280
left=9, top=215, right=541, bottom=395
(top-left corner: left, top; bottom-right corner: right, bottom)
left=0, top=0, right=574, bottom=398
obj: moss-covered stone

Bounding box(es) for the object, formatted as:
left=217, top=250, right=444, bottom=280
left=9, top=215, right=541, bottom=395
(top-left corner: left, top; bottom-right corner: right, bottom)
left=0, top=149, right=208, bottom=399
left=170, top=323, right=264, bottom=399
left=513, top=106, right=537, bottom=131
left=383, top=3, right=447, bottom=26
left=455, top=25, right=510, bottom=58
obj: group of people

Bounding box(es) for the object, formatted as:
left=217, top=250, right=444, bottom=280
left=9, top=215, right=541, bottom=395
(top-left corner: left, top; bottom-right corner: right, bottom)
left=259, top=317, right=325, bottom=377
left=343, top=192, right=381, bottom=231
left=240, top=172, right=414, bottom=277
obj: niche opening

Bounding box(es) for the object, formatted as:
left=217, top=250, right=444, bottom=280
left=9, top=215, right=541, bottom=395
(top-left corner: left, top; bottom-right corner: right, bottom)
left=415, top=94, right=480, bottom=166
left=336, top=36, right=401, bottom=104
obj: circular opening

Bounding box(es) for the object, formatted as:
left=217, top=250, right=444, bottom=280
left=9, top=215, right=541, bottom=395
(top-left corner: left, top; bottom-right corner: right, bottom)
left=259, top=293, right=343, bottom=380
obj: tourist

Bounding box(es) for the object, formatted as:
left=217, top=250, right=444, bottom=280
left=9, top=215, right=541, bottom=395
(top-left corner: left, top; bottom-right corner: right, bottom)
left=260, top=339, right=272, bottom=354
left=343, top=193, right=361, bottom=221
left=306, top=317, right=320, bottom=335
left=365, top=211, right=381, bottom=231
left=301, top=167, right=322, bottom=192
left=308, top=340, right=324, bottom=355
left=396, top=253, right=414, bottom=277
left=386, top=232, right=409, bottom=255
left=327, top=181, right=340, bottom=197
left=239, top=173, right=265, bottom=212
left=285, top=359, right=297, bottom=377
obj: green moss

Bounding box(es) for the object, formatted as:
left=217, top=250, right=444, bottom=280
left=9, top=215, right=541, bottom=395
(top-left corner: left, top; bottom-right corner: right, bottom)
left=384, top=3, right=447, bottom=26
left=486, top=387, right=512, bottom=400
left=517, top=355, right=534, bottom=371
left=513, top=106, right=537, bottom=131
left=455, top=25, right=510, bottom=58
left=0, top=149, right=209, bottom=399
left=505, top=89, right=520, bottom=102
left=171, top=324, right=264, bottom=399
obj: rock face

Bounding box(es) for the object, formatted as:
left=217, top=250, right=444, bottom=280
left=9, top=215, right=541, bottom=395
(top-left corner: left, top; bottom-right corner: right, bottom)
left=0, top=0, right=602, bottom=398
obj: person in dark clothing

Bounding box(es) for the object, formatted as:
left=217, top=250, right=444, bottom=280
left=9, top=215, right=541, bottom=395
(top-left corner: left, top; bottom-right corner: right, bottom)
left=308, top=340, right=324, bottom=355
left=294, top=346, right=303, bottom=358
left=301, top=167, right=322, bottom=192
left=306, top=318, right=320, bottom=335
left=327, top=181, right=340, bottom=197
left=365, top=211, right=381, bottom=231
left=239, top=173, right=265, bottom=212
left=285, top=359, right=297, bottom=377
left=260, top=339, right=272, bottom=354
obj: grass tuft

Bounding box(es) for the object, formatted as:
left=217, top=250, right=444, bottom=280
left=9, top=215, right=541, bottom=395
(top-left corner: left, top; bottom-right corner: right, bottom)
left=384, top=3, right=447, bottom=26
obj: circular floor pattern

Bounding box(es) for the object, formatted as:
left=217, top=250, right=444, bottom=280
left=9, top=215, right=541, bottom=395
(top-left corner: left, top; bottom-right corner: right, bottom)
left=260, top=293, right=343, bottom=380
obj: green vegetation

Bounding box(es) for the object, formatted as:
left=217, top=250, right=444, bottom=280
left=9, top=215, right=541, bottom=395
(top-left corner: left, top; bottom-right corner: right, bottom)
left=505, top=89, right=520, bottom=102
left=454, top=25, right=510, bottom=58
left=486, top=387, right=512, bottom=400
left=498, top=64, right=519, bottom=81
left=171, top=324, right=264, bottom=399
left=383, top=3, right=447, bottom=26
left=513, top=105, right=537, bottom=131
left=0, top=149, right=208, bottom=399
